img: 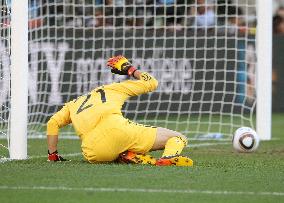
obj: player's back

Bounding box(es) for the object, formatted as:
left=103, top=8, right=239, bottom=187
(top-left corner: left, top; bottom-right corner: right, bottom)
left=67, top=72, right=158, bottom=138
left=47, top=72, right=158, bottom=139
left=66, top=85, right=126, bottom=138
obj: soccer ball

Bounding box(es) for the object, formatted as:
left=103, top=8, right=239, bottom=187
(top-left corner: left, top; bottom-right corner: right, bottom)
left=232, top=127, right=260, bottom=152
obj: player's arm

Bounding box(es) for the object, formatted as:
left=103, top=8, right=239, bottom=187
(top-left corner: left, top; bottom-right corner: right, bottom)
left=46, top=104, right=71, bottom=161
left=107, top=55, right=158, bottom=96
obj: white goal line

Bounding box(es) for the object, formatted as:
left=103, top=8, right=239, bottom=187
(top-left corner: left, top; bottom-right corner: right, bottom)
left=0, top=185, right=283, bottom=197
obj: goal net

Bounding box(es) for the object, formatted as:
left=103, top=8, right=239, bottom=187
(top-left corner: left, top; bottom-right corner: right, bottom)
left=2, top=0, right=265, bottom=147
left=0, top=0, right=10, bottom=158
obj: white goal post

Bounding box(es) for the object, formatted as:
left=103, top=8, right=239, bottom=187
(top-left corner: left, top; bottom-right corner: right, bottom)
left=256, top=0, right=272, bottom=140
left=0, top=0, right=272, bottom=160
left=9, top=0, right=29, bottom=159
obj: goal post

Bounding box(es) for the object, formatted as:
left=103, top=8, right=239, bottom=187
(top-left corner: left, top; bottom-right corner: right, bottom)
left=9, top=0, right=29, bottom=159
left=256, top=0, right=272, bottom=140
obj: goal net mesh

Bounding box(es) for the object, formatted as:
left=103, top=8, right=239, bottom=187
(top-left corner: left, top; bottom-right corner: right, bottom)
left=1, top=0, right=257, bottom=140
left=0, top=0, right=10, bottom=156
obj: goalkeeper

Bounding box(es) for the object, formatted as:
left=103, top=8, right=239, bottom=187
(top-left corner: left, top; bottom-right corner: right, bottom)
left=47, top=55, right=193, bottom=166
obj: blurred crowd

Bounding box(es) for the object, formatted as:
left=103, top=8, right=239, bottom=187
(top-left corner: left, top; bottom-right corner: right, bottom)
left=3, top=0, right=282, bottom=35
left=24, top=0, right=258, bottom=35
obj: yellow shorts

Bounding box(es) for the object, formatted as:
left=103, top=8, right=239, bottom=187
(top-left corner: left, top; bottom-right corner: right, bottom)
left=81, top=114, right=157, bottom=163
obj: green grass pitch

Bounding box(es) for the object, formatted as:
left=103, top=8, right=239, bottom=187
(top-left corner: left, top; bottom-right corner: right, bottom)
left=0, top=114, right=284, bottom=203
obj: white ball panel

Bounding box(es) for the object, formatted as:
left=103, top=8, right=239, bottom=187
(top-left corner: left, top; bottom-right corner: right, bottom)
left=232, top=127, right=260, bottom=152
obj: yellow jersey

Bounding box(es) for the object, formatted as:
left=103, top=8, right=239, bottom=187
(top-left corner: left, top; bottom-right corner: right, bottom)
left=47, top=72, right=158, bottom=139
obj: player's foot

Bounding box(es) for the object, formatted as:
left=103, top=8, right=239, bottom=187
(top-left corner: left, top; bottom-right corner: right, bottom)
left=156, top=155, right=193, bottom=167
left=119, top=151, right=156, bottom=165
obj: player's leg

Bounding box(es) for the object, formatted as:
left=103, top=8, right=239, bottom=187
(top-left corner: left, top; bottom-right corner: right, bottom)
left=151, top=127, right=193, bottom=166
left=117, top=119, right=193, bottom=166
left=116, top=118, right=158, bottom=165
left=151, top=127, right=187, bottom=153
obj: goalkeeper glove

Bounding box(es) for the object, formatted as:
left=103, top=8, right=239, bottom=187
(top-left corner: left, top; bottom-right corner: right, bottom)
left=107, top=55, right=137, bottom=76
left=48, top=150, right=68, bottom=162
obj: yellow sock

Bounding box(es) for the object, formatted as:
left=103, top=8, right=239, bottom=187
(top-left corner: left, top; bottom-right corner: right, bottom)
left=162, top=136, right=188, bottom=157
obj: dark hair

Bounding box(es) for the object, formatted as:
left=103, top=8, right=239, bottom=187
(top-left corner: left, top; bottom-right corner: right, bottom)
left=273, top=15, right=284, bottom=34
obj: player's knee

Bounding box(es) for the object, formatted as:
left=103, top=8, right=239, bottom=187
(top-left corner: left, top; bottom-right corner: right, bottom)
left=157, top=127, right=180, bottom=138
left=152, top=128, right=188, bottom=150
left=173, top=131, right=185, bottom=139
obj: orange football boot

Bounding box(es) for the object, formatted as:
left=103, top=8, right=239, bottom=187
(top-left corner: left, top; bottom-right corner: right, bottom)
left=156, top=155, right=193, bottom=167
left=119, top=151, right=156, bottom=165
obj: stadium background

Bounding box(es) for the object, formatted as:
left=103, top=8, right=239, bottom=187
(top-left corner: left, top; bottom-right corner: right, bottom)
left=18, top=0, right=284, bottom=113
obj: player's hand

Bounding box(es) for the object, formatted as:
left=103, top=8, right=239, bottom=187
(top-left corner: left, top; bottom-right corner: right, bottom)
left=107, top=55, right=137, bottom=76
left=47, top=150, right=69, bottom=162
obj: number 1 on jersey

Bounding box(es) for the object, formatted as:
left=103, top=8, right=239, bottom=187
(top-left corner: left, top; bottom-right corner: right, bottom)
left=96, top=89, right=106, bottom=103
